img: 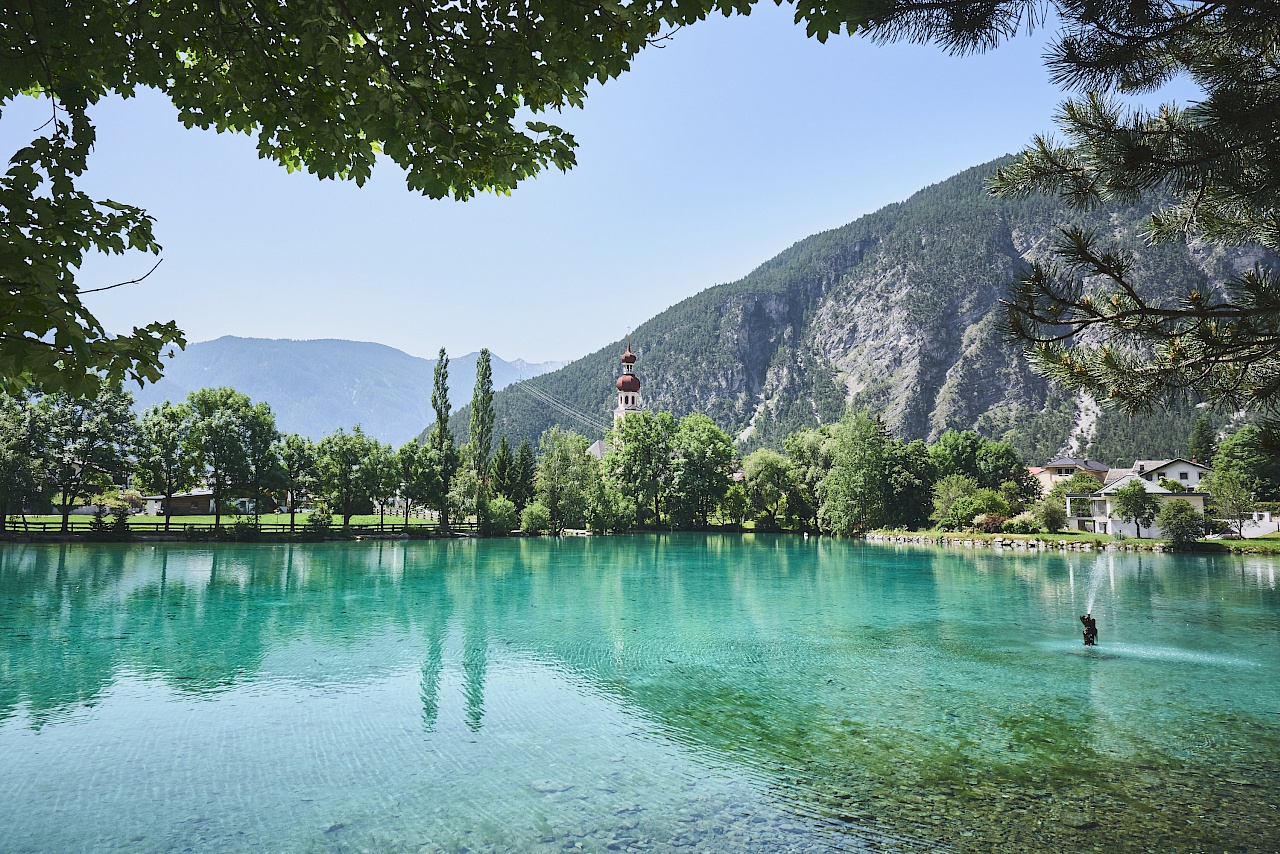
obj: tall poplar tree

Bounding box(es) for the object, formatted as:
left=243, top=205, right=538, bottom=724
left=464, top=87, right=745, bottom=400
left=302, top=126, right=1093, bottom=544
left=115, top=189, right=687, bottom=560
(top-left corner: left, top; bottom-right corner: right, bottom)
left=429, top=348, right=459, bottom=532
left=468, top=348, right=496, bottom=526
left=470, top=349, right=495, bottom=482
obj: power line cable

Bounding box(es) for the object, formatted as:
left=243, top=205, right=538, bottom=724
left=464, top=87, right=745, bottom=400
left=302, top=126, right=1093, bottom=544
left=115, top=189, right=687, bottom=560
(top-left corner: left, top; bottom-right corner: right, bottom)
left=510, top=381, right=606, bottom=436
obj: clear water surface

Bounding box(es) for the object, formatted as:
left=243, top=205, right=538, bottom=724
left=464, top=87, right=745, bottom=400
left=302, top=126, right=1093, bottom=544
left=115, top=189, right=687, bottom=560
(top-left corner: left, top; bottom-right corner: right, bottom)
left=1, top=535, right=1277, bottom=853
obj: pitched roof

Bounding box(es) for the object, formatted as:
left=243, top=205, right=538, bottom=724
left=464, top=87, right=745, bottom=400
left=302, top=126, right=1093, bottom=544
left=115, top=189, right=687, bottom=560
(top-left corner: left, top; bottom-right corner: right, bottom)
left=1044, top=457, right=1109, bottom=471
left=1131, top=457, right=1210, bottom=473
left=1099, top=473, right=1172, bottom=495
left=140, top=488, right=214, bottom=500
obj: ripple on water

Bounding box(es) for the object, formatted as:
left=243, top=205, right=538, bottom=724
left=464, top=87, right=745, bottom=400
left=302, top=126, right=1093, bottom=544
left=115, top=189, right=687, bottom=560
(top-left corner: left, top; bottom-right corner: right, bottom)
left=1036, top=639, right=1261, bottom=667
left=0, top=537, right=1276, bottom=854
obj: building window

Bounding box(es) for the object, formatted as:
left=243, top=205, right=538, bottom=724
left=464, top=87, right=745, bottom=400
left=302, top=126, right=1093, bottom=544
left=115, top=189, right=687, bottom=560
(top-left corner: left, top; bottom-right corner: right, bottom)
left=1179, top=472, right=1188, bottom=480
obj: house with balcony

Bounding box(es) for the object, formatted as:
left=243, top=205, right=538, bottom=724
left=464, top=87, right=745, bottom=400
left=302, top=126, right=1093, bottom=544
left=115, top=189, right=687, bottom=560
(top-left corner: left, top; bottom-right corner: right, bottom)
left=1065, top=473, right=1209, bottom=537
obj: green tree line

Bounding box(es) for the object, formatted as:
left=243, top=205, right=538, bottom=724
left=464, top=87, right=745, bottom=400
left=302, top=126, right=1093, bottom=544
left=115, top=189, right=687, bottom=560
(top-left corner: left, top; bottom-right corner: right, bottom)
left=5, top=357, right=1277, bottom=541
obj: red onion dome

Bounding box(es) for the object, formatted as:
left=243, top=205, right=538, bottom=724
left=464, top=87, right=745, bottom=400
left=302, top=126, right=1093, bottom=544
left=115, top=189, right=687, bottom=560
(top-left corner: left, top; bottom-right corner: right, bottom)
left=620, top=346, right=637, bottom=365
left=616, top=374, right=641, bottom=393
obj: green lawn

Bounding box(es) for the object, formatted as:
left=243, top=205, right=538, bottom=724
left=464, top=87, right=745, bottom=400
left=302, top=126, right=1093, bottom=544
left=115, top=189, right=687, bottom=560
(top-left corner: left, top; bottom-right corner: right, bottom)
left=10, top=513, right=438, bottom=529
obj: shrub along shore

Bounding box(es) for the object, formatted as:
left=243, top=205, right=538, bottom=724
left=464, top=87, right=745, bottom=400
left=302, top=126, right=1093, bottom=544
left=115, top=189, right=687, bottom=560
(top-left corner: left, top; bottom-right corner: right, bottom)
left=867, top=529, right=1280, bottom=555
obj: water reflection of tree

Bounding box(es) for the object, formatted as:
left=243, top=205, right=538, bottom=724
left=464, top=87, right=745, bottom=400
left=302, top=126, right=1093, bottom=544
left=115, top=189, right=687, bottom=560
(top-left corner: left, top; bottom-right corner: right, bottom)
left=1, top=536, right=1275, bottom=816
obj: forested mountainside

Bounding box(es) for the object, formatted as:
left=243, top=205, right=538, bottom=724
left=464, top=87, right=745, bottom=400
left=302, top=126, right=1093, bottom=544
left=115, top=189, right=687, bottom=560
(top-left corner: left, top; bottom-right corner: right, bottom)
left=454, top=156, right=1266, bottom=465
left=133, top=337, right=563, bottom=444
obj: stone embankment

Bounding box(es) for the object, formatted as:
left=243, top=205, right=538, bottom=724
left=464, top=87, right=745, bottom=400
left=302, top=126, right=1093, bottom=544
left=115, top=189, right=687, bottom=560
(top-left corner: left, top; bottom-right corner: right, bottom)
left=866, top=532, right=1167, bottom=552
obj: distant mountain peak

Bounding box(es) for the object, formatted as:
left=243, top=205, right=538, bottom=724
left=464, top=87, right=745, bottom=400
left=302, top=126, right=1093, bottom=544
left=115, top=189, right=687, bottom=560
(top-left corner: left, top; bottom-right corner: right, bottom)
left=132, top=337, right=561, bottom=444
left=480, top=154, right=1266, bottom=465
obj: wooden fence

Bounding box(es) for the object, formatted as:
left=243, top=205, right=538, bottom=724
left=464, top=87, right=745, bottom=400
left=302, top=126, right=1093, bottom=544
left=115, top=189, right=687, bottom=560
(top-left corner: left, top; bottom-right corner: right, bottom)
left=0, top=518, right=477, bottom=535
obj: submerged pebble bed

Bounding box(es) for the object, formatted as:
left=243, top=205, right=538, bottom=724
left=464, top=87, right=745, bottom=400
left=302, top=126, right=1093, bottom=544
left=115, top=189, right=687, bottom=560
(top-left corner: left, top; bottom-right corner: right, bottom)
left=1, top=536, right=1276, bottom=852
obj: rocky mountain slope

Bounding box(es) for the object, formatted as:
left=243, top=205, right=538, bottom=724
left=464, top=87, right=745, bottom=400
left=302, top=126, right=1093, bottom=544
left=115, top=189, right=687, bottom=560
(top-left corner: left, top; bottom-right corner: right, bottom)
left=133, top=337, right=563, bottom=444
left=477, top=156, right=1264, bottom=464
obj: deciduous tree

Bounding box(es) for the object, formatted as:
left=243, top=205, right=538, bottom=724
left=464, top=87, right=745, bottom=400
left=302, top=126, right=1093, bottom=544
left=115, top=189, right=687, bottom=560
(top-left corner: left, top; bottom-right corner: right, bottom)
left=317, top=426, right=376, bottom=527
left=39, top=383, right=136, bottom=531
left=669, top=414, right=736, bottom=528
left=365, top=441, right=400, bottom=529
left=534, top=427, right=593, bottom=534
left=1212, top=425, right=1280, bottom=501
left=1203, top=470, right=1255, bottom=539
left=606, top=411, right=676, bottom=526
left=135, top=401, right=198, bottom=532
left=0, top=394, right=43, bottom=531
left=783, top=426, right=833, bottom=531
left=242, top=402, right=281, bottom=523
left=1111, top=479, right=1161, bottom=538
left=1, top=0, right=682, bottom=394
left=395, top=440, right=442, bottom=531
left=187, top=387, right=252, bottom=528
left=743, top=448, right=792, bottom=531
left=931, top=474, right=978, bottom=527
left=1158, top=499, right=1204, bottom=547
left=820, top=414, right=894, bottom=535
left=280, top=433, right=318, bottom=533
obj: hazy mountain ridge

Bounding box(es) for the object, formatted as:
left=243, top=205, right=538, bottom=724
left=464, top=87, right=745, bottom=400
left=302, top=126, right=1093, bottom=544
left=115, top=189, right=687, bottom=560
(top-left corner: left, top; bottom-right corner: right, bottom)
left=471, top=156, right=1267, bottom=464
left=133, top=336, right=564, bottom=444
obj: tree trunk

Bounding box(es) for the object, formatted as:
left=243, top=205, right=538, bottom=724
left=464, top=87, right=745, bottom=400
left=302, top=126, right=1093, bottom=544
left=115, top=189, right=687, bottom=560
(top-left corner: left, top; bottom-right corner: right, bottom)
left=214, top=485, right=222, bottom=529
left=164, top=487, right=173, bottom=532
left=404, top=500, right=411, bottom=532
left=289, top=490, right=297, bottom=533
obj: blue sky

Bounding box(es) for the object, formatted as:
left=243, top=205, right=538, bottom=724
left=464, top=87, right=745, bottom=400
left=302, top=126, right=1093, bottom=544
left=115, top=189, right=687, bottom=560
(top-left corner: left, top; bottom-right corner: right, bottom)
left=2, top=5, right=1196, bottom=364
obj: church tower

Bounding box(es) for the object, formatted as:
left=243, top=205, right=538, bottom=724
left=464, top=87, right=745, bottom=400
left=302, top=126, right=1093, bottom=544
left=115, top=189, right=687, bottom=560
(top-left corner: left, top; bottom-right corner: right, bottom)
left=614, top=337, right=642, bottom=425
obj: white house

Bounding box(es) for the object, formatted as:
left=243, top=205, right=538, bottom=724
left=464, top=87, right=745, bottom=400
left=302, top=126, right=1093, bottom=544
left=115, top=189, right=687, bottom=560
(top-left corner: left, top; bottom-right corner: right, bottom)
left=1104, top=458, right=1211, bottom=490
left=1066, top=473, right=1209, bottom=537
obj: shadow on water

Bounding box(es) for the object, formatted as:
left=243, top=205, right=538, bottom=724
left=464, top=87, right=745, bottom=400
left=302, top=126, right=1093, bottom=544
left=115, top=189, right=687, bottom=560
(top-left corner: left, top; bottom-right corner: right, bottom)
left=0, top=536, right=1277, bottom=852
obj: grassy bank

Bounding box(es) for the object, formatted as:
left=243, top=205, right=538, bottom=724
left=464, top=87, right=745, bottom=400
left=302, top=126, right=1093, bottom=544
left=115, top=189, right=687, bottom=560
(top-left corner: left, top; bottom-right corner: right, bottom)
left=870, top=528, right=1280, bottom=555
left=9, top=513, right=438, bottom=528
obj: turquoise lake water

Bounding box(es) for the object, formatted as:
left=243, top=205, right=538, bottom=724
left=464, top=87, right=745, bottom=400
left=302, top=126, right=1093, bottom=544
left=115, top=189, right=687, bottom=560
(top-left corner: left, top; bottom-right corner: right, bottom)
left=0, top=535, right=1277, bottom=853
